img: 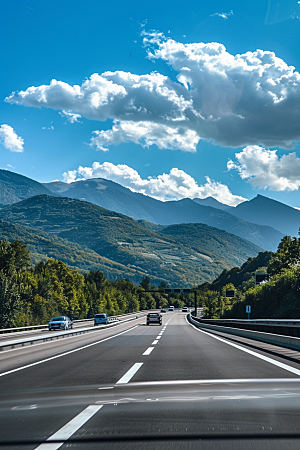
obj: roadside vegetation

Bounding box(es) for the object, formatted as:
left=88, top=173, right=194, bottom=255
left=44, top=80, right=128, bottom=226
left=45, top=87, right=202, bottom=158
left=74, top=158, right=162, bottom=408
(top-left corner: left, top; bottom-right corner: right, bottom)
left=0, top=239, right=186, bottom=328
left=198, top=234, right=300, bottom=319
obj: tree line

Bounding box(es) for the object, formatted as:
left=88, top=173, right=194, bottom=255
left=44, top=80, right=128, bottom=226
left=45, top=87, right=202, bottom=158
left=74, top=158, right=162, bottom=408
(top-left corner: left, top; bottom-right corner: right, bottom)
left=199, top=234, right=300, bottom=319
left=0, top=239, right=189, bottom=328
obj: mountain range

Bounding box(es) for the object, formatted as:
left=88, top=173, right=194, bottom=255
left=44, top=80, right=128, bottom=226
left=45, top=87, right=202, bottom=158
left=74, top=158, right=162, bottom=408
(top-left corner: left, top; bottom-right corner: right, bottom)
left=2, top=168, right=298, bottom=285
left=3, top=169, right=299, bottom=251
left=0, top=194, right=263, bottom=286
left=42, top=177, right=282, bottom=250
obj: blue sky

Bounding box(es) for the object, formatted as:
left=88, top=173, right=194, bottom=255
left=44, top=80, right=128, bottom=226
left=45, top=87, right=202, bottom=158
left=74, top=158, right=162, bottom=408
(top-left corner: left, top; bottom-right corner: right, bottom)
left=1, top=0, right=300, bottom=207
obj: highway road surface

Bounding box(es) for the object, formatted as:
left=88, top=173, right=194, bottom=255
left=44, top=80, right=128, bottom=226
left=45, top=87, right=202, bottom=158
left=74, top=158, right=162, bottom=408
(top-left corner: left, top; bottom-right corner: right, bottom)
left=2, top=311, right=300, bottom=449
left=0, top=313, right=143, bottom=345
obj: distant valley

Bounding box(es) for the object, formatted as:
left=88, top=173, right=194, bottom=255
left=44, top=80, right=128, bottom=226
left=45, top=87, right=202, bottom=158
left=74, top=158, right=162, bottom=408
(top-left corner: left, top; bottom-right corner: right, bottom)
left=0, top=194, right=262, bottom=287
left=1, top=168, right=299, bottom=286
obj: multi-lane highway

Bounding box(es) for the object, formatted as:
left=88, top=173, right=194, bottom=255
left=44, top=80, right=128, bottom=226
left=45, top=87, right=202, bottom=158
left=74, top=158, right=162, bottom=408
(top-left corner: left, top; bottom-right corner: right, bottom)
left=2, top=311, right=300, bottom=449
left=0, top=312, right=144, bottom=348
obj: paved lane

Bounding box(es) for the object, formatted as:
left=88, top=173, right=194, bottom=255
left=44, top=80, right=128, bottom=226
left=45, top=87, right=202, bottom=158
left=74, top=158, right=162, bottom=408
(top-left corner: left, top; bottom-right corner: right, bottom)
left=1, top=312, right=300, bottom=449
left=0, top=312, right=144, bottom=344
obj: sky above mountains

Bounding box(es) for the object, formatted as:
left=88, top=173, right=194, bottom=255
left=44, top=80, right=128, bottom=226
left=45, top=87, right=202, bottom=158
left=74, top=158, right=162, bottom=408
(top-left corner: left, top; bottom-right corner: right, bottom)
left=1, top=0, right=300, bottom=207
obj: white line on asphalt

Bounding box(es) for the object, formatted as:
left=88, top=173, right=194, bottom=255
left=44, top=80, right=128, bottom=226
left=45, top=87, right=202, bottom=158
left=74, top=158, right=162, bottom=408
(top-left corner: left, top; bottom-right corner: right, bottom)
left=0, top=326, right=138, bottom=378
left=117, top=362, right=143, bottom=384
left=143, top=347, right=154, bottom=356
left=2, top=318, right=144, bottom=355
left=187, top=319, right=300, bottom=377
left=152, top=340, right=159, bottom=345
left=35, top=404, right=103, bottom=450
left=156, top=336, right=161, bottom=339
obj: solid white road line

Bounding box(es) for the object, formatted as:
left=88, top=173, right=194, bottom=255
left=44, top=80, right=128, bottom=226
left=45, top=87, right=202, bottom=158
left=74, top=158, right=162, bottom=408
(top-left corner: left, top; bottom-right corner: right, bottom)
left=116, top=362, right=143, bottom=384
left=143, top=347, right=154, bottom=356
left=187, top=318, right=300, bottom=377
left=35, top=404, right=103, bottom=450
left=152, top=340, right=159, bottom=345
left=0, top=326, right=138, bottom=378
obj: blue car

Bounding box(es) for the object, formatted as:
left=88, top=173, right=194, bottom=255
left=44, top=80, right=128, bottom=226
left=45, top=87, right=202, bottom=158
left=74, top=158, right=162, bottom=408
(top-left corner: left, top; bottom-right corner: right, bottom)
left=48, top=316, right=73, bottom=331
left=94, top=313, right=109, bottom=326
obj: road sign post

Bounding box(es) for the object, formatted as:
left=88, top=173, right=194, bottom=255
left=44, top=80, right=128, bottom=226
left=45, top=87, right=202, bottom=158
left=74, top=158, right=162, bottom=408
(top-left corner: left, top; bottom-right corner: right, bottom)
left=246, top=305, right=251, bottom=320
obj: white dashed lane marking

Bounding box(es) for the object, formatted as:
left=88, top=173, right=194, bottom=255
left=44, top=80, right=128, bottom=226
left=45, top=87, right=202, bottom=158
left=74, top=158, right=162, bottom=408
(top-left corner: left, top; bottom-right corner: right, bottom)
left=34, top=405, right=103, bottom=450
left=143, top=347, right=154, bottom=356
left=116, top=362, right=143, bottom=384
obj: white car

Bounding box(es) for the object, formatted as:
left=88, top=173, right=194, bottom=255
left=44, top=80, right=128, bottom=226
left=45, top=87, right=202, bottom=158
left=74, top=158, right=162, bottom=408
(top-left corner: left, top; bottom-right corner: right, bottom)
left=182, top=307, right=189, bottom=312
left=48, top=316, right=73, bottom=331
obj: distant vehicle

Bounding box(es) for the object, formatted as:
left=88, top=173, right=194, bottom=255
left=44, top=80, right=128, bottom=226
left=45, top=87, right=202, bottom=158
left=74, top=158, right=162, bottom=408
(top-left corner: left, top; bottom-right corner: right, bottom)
left=168, top=306, right=175, bottom=311
left=94, top=313, right=109, bottom=326
left=48, top=316, right=73, bottom=331
left=182, top=307, right=189, bottom=312
left=146, top=313, right=162, bottom=325
left=160, top=308, right=167, bottom=313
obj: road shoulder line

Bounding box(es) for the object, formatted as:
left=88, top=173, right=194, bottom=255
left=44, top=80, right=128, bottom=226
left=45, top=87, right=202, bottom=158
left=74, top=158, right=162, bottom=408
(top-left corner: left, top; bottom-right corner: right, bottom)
left=0, top=326, right=138, bottom=378
left=187, top=318, right=300, bottom=377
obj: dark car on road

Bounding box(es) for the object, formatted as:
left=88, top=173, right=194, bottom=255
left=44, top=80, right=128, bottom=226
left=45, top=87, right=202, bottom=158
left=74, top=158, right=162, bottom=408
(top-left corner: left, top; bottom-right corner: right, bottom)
left=146, top=312, right=162, bottom=325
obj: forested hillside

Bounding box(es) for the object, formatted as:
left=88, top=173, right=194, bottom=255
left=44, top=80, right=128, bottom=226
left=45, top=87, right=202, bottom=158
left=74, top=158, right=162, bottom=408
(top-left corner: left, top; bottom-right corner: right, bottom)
left=0, top=239, right=178, bottom=328
left=0, top=195, right=262, bottom=287
left=198, top=234, right=300, bottom=319
left=0, top=220, right=159, bottom=283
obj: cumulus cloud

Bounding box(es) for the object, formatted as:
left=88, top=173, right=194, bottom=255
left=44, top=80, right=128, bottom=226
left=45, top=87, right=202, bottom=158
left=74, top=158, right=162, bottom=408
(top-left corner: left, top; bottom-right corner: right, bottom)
left=228, top=145, right=300, bottom=191
left=91, top=120, right=199, bottom=152
left=210, top=10, right=233, bottom=19
left=0, top=124, right=24, bottom=152
left=62, top=162, right=246, bottom=206
left=5, top=33, right=300, bottom=150
left=59, top=110, right=82, bottom=123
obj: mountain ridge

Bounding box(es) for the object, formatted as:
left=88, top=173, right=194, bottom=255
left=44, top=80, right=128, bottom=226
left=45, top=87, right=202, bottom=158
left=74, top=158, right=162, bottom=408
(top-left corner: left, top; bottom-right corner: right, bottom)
left=232, top=194, right=300, bottom=237
left=43, top=177, right=282, bottom=250
left=0, top=169, right=54, bottom=207
left=0, top=194, right=263, bottom=286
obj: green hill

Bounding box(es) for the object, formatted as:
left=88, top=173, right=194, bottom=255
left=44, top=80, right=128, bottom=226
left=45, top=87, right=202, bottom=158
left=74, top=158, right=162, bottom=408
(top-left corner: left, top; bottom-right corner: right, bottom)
left=202, top=251, right=273, bottom=291
left=0, top=195, right=263, bottom=287
left=156, top=223, right=265, bottom=268
left=0, top=220, right=150, bottom=282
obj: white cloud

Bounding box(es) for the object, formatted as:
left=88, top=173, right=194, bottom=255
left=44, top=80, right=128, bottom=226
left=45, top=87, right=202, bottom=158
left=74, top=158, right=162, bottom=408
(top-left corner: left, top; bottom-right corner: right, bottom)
left=228, top=145, right=300, bottom=191
left=6, top=33, right=300, bottom=151
left=62, top=162, right=246, bottom=206
left=91, top=120, right=199, bottom=152
left=59, top=110, right=82, bottom=123
left=0, top=124, right=24, bottom=152
left=210, top=10, right=233, bottom=19
left=42, top=125, right=54, bottom=130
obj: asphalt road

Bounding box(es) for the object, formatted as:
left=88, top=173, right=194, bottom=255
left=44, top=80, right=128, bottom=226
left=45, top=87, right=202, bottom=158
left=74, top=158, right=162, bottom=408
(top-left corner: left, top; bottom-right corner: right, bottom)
left=0, top=319, right=94, bottom=343
left=0, top=312, right=144, bottom=345
left=1, top=312, right=300, bottom=449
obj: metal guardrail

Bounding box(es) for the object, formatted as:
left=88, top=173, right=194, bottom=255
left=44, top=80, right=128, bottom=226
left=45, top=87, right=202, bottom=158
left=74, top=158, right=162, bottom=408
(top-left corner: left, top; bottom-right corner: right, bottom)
left=0, top=314, right=145, bottom=351
left=198, top=318, right=300, bottom=326
left=0, top=311, right=148, bottom=334
left=188, top=314, right=300, bottom=352
left=195, top=318, right=300, bottom=338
